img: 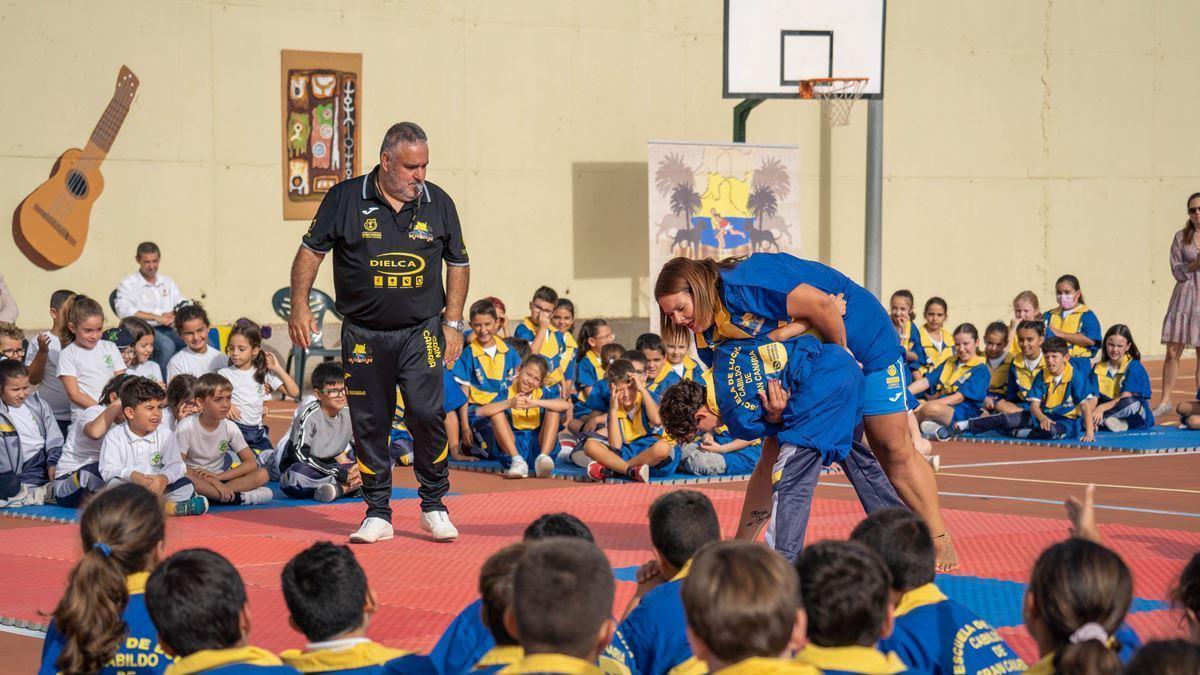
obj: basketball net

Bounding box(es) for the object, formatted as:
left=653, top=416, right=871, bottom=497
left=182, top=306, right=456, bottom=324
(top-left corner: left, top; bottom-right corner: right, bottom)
left=799, top=78, right=869, bottom=127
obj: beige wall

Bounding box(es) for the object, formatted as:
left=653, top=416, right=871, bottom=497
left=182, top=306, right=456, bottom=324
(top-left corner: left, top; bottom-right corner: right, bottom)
left=2, top=1, right=1199, bottom=355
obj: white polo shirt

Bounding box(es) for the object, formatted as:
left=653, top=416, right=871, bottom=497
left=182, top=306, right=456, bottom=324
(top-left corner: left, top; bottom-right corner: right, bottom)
left=114, top=272, right=185, bottom=319
left=167, top=347, right=228, bottom=381
left=58, top=404, right=109, bottom=474
left=99, top=422, right=186, bottom=483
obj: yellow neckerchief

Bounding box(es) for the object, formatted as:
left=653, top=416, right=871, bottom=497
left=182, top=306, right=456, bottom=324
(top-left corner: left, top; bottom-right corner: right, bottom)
left=522, top=318, right=574, bottom=386
left=280, top=640, right=411, bottom=672
left=476, top=645, right=525, bottom=669
left=127, top=571, right=150, bottom=595
left=716, top=657, right=820, bottom=675
left=1046, top=304, right=1093, bottom=358
left=674, top=356, right=703, bottom=381
left=1093, top=354, right=1132, bottom=400
left=700, top=370, right=721, bottom=418
left=795, top=645, right=906, bottom=675
left=1008, top=333, right=1023, bottom=358
left=935, top=354, right=986, bottom=396
left=987, top=352, right=1013, bottom=395
left=897, top=319, right=916, bottom=352
left=1023, top=652, right=1054, bottom=675
left=166, top=646, right=283, bottom=674
left=668, top=657, right=708, bottom=675
left=650, top=361, right=676, bottom=391
left=1010, top=352, right=1044, bottom=401
left=697, top=300, right=787, bottom=350
left=671, top=559, right=693, bottom=582
left=498, top=653, right=604, bottom=675
left=508, top=383, right=546, bottom=430
left=1041, top=361, right=1082, bottom=417
left=615, top=391, right=650, bottom=441
left=893, top=582, right=948, bottom=618
left=466, top=338, right=514, bottom=405
left=918, top=325, right=954, bottom=372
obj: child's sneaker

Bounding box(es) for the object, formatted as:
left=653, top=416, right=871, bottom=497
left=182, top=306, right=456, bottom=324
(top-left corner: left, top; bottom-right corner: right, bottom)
left=626, top=464, right=650, bottom=483
left=534, top=454, right=555, bottom=478
left=927, top=454, right=941, bottom=473
left=586, top=461, right=608, bottom=482
left=505, top=457, right=529, bottom=479
left=934, top=424, right=961, bottom=441
left=1103, top=416, right=1129, bottom=432
left=314, top=483, right=343, bottom=503
left=919, top=420, right=941, bottom=438
left=239, top=487, right=273, bottom=505
left=170, top=496, right=209, bottom=517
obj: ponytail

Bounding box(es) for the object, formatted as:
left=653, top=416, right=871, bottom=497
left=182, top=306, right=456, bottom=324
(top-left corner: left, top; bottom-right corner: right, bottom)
left=228, top=318, right=268, bottom=385
left=1054, top=631, right=1122, bottom=675
left=51, top=484, right=165, bottom=675
left=576, top=319, right=610, bottom=362
left=57, top=295, right=105, bottom=346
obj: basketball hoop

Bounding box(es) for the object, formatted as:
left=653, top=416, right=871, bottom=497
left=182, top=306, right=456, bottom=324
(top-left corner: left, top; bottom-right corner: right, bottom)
left=799, top=77, right=869, bottom=127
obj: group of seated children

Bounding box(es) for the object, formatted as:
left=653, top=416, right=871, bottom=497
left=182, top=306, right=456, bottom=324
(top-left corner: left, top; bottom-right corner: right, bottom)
left=890, top=275, right=1163, bottom=444
left=46, top=481, right=1198, bottom=674
left=447, top=286, right=731, bottom=482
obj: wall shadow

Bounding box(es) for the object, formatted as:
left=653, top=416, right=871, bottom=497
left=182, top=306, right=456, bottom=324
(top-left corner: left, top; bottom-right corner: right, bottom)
left=572, top=162, right=649, bottom=315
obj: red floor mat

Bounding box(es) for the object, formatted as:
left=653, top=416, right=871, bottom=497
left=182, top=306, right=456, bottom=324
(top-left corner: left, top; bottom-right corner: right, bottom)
left=1, top=483, right=1195, bottom=653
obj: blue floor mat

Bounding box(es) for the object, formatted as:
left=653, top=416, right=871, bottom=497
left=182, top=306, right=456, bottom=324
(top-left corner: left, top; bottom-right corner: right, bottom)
left=0, top=485, right=422, bottom=524
left=954, top=425, right=1200, bottom=453
left=449, top=457, right=756, bottom=484
left=935, top=573, right=1168, bottom=629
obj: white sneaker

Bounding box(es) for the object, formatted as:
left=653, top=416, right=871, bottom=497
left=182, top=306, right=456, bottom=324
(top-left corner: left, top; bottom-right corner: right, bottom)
left=1152, top=402, right=1173, bottom=416
left=239, top=487, right=273, bottom=505
left=919, top=420, right=941, bottom=438
left=535, top=454, right=555, bottom=478
left=506, top=457, right=529, bottom=479
left=1103, top=416, right=1129, bottom=432
left=420, top=510, right=459, bottom=542
left=314, top=483, right=342, bottom=503
left=349, top=517, right=394, bottom=544
left=927, top=454, right=941, bottom=473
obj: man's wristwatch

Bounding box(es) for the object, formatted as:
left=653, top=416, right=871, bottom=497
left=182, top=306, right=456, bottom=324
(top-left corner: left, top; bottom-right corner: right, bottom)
left=442, top=319, right=468, bottom=333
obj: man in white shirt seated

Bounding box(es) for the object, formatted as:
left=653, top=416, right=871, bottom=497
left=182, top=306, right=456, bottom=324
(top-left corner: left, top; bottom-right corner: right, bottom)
left=114, top=242, right=187, bottom=376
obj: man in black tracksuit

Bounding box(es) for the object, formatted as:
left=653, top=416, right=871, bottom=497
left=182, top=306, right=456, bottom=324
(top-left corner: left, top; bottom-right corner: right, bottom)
left=288, top=122, right=470, bottom=544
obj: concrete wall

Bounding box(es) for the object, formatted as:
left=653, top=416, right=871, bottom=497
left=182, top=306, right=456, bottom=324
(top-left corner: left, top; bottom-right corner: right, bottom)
left=2, top=1, right=1198, bottom=354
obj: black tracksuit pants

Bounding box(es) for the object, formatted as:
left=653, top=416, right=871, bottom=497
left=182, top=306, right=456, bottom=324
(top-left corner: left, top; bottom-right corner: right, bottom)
left=342, top=315, right=449, bottom=520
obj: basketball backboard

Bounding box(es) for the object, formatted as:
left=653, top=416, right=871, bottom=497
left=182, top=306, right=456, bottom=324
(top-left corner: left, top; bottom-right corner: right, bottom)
left=723, top=0, right=886, bottom=99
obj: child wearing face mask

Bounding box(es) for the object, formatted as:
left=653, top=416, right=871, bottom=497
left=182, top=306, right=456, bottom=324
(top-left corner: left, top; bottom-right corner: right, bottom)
left=1044, top=275, right=1101, bottom=365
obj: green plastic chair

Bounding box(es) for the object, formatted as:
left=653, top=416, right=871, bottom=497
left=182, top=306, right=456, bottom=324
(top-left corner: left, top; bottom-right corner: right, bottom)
left=271, top=287, right=342, bottom=391
left=108, top=289, right=119, bottom=316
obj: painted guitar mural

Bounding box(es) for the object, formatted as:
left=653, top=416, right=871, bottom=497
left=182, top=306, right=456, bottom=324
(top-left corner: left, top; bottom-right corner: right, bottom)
left=13, top=66, right=139, bottom=270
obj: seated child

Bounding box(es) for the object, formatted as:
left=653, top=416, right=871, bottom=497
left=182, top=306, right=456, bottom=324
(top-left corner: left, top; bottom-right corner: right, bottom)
left=568, top=319, right=616, bottom=433
left=571, top=342, right=628, bottom=436
left=472, top=543, right=527, bottom=671
left=280, top=362, right=359, bottom=503
left=429, top=514, right=596, bottom=675
left=486, top=296, right=509, bottom=338
left=1044, top=274, right=1101, bottom=365
left=793, top=541, right=909, bottom=674
left=280, top=542, right=431, bottom=674
left=454, top=300, right=522, bottom=452
left=661, top=373, right=761, bottom=477
left=477, top=539, right=616, bottom=675
left=218, top=319, right=299, bottom=474
left=1125, top=640, right=1200, bottom=675
left=574, top=360, right=673, bottom=483
left=1022, top=539, right=1131, bottom=675
left=174, top=373, right=273, bottom=506
left=663, top=332, right=705, bottom=383
left=0, top=359, right=63, bottom=507
left=99, top=377, right=208, bottom=516
left=939, top=336, right=1097, bottom=442
left=913, top=297, right=952, bottom=377
left=996, top=320, right=1045, bottom=415
left=50, top=374, right=133, bottom=508
left=853, top=509, right=1025, bottom=674
left=583, top=351, right=656, bottom=419
left=119, top=318, right=164, bottom=383
left=1090, top=325, right=1154, bottom=432
left=908, top=323, right=990, bottom=435
left=513, top=286, right=576, bottom=391
left=166, top=301, right=228, bottom=381
left=890, top=290, right=921, bottom=375
left=57, top=295, right=127, bottom=422
left=22, top=290, right=76, bottom=437
left=145, top=549, right=297, bottom=673
left=609, top=491, right=722, bottom=675
left=473, top=355, right=570, bottom=479
left=0, top=322, right=26, bottom=363
left=391, top=369, right=470, bottom=465
left=40, top=484, right=173, bottom=675
left=680, top=541, right=811, bottom=675
left=163, top=373, right=200, bottom=432
left=982, top=321, right=1013, bottom=412
left=1009, top=291, right=1041, bottom=357
left=636, top=334, right=681, bottom=397
left=658, top=337, right=903, bottom=563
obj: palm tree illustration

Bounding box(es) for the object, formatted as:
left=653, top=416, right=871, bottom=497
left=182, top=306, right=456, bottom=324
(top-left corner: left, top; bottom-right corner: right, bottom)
left=655, top=152, right=696, bottom=242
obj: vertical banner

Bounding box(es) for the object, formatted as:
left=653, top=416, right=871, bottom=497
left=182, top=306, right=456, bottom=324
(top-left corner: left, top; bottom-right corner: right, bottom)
left=647, top=141, right=802, bottom=330
left=281, top=50, right=362, bottom=220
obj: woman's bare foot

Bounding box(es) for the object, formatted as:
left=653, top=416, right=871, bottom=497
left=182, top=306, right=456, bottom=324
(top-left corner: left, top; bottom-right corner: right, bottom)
left=449, top=448, right=478, bottom=462
left=934, top=531, right=960, bottom=573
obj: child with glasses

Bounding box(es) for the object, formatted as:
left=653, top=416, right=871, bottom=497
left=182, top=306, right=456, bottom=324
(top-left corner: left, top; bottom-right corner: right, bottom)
left=280, top=362, right=359, bottom=502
